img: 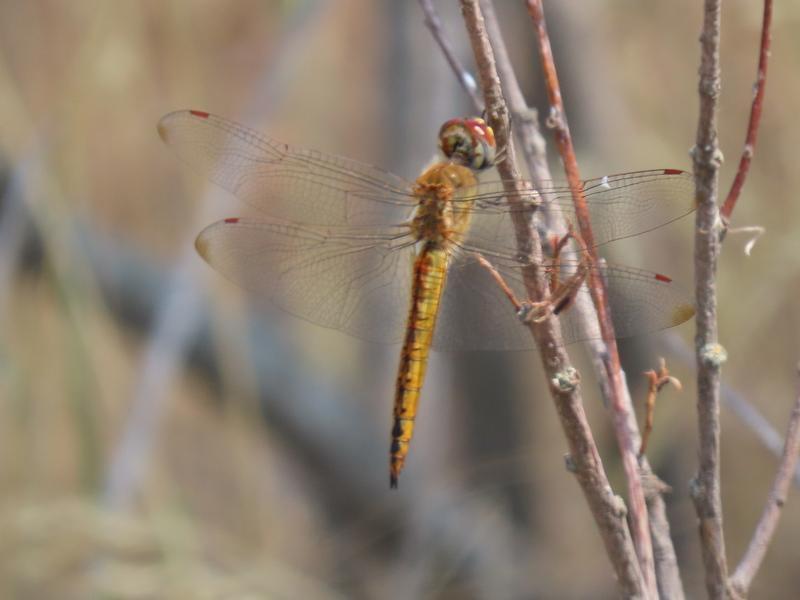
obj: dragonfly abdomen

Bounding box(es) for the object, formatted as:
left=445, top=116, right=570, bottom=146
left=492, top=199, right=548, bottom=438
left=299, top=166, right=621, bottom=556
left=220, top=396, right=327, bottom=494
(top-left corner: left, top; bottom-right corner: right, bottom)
left=390, top=245, right=449, bottom=488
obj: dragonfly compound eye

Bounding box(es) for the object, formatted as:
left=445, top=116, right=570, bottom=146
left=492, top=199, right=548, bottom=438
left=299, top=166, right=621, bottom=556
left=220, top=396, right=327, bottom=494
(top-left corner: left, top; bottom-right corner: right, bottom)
left=438, top=117, right=497, bottom=171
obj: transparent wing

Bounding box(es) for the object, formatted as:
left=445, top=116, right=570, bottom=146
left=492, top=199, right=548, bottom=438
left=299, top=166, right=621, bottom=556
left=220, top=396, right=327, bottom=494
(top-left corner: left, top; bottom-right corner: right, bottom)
left=164, top=112, right=696, bottom=350
left=159, top=111, right=694, bottom=244
left=435, top=202, right=694, bottom=351
left=434, top=253, right=695, bottom=351
left=434, top=253, right=534, bottom=351
left=158, top=110, right=416, bottom=226
left=195, top=218, right=415, bottom=344
left=457, top=169, right=696, bottom=251
left=195, top=217, right=693, bottom=351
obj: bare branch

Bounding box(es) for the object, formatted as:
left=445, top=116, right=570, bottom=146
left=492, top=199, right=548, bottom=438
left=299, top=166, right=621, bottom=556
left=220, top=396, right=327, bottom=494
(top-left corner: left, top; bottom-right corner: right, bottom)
left=664, top=331, right=800, bottom=489
left=478, top=4, right=685, bottom=595
left=524, top=1, right=656, bottom=594
left=720, top=0, right=773, bottom=226
left=459, top=1, right=646, bottom=596
left=730, top=365, right=800, bottom=595
left=417, top=0, right=484, bottom=113
left=690, top=0, right=732, bottom=598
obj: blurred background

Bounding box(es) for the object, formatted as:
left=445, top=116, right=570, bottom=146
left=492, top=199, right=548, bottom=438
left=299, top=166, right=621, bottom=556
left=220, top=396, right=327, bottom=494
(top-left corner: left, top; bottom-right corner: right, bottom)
left=0, top=1, right=798, bottom=598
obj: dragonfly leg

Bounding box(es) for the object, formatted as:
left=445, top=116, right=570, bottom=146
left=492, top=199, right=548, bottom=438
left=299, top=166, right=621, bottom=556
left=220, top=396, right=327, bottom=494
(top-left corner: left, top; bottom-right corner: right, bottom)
left=473, top=250, right=589, bottom=326
left=473, top=253, right=524, bottom=313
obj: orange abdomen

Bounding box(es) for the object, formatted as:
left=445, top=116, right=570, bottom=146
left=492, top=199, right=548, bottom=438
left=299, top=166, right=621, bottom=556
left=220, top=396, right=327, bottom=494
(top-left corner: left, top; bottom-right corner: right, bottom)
left=389, top=244, right=449, bottom=487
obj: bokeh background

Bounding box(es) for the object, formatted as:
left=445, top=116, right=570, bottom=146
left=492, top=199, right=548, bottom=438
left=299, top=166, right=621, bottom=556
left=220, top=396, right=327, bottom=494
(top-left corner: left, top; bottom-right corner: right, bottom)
left=0, top=1, right=798, bottom=598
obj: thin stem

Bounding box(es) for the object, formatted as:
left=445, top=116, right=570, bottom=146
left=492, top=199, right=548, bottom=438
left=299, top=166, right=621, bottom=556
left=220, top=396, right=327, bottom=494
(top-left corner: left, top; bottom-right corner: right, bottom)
left=525, top=1, right=656, bottom=595
left=664, top=332, right=800, bottom=488
left=720, top=0, right=773, bottom=225
left=690, top=0, right=731, bottom=598
left=417, top=0, right=484, bottom=113
left=730, top=367, right=800, bottom=595
left=639, top=360, right=682, bottom=458
left=480, top=4, right=684, bottom=595
left=459, top=1, right=646, bottom=597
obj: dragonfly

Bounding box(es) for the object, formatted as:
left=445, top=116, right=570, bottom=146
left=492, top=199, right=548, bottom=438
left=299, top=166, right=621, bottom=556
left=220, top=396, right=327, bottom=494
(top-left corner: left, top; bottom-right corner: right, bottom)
left=158, top=110, right=696, bottom=487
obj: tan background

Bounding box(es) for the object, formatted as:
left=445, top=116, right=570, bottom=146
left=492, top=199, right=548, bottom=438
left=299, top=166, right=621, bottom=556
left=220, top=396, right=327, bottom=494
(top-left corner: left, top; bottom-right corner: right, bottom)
left=0, top=1, right=798, bottom=598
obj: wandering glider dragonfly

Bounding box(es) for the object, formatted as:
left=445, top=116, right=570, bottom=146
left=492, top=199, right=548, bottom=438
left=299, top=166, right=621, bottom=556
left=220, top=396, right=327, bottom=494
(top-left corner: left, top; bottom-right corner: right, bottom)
left=158, top=110, right=696, bottom=487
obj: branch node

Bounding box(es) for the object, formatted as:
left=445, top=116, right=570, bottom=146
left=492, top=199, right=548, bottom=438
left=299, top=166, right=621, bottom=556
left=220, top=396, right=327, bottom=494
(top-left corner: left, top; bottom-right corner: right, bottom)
left=545, top=106, right=563, bottom=130
left=700, top=342, right=728, bottom=367
left=610, top=494, right=628, bottom=518
left=642, top=470, right=672, bottom=499
left=551, top=366, right=580, bottom=392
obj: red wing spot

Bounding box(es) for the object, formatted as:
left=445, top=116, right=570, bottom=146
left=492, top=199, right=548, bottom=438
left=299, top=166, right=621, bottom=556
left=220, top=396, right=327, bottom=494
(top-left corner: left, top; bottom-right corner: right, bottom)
left=189, top=110, right=210, bottom=119
left=224, top=217, right=240, bottom=224
left=654, top=273, right=672, bottom=283
left=663, top=168, right=684, bottom=175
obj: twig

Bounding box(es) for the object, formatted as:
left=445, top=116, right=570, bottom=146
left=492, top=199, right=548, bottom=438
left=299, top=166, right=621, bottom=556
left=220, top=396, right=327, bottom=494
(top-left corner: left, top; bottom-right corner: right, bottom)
left=690, top=0, right=731, bottom=598
left=477, top=1, right=561, bottom=236
left=524, top=1, right=656, bottom=595
left=459, top=1, right=646, bottom=596
left=730, top=365, right=800, bottom=595
left=477, top=4, right=687, bottom=595
left=664, top=331, right=800, bottom=488
left=418, top=0, right=483, bottom=113
left=720, top=0, right=773, bottom=225
left=483, top=7, right=686, bottom=589
left=639, top=359, right=682, bottom=458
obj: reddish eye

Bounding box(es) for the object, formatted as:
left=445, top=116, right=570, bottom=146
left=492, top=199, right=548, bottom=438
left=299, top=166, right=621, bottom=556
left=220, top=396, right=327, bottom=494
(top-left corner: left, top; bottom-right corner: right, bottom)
left=438, top=117, right=497, bottom=171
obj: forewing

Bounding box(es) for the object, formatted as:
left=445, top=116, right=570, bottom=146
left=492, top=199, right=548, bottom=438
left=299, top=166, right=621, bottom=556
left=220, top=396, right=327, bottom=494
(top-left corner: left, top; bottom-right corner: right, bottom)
left=158, top=110, right=415, bottom=226
left=459, top=169, right=695, bottom=249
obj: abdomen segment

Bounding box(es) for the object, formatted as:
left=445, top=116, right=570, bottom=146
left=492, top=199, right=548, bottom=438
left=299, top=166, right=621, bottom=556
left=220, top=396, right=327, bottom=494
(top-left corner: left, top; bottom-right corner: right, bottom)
left=390, top=245, right=449, bottom=487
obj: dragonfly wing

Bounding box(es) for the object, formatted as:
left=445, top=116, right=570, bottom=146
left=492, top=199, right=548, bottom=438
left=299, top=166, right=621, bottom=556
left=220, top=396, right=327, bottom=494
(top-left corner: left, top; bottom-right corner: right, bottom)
left=504, top=261, right=696, bottom=345
left=459, top=169, right=696, bottom=249
left=158, top=110, right=416, bottom=226
left=582, top=263, right=695, bottom=342
left=577, top=170, right=695, bottom=247
left=433, top=252, right=535, bottom=351
left=434, top=254, right=694, bottom=351
left=196, top=218, right=414, bottom=344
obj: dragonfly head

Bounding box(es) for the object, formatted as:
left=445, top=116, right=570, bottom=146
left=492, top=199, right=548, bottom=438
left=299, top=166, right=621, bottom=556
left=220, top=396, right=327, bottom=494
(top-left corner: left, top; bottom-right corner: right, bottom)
left=438, top=117, right=496, bottom=171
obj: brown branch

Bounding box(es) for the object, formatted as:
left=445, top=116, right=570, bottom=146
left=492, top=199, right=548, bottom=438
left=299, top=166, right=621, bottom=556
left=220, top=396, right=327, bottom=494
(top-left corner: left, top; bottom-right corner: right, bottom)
left=417, top=0, right=484, bottom=113
left=524, top=1, right=656, bottom=595
left=478, top=4, right=686, bottom=595
left=477, top=1, right=563, bottom=235
left=730, top=365, right=800, bottom=595
left=480, top=8, right=685, bottom=592
left=691, top=0, right=732, bottom=598
left=459, top=1, right=646, bottom=596
left=720, top=0, right=773, bottom=225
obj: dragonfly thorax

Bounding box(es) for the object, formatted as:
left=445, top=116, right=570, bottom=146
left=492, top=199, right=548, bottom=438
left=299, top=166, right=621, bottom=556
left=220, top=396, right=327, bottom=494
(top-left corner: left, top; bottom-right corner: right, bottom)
left=410, top=162, right=479, bottom=248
